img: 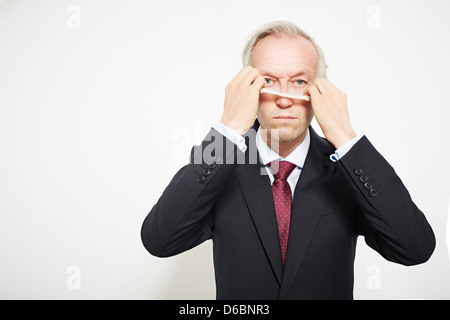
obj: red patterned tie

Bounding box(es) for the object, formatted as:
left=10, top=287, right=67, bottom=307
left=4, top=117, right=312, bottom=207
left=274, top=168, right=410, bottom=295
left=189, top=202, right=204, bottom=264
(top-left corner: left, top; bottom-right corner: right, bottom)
left=269, top=161, right=297, bottom=266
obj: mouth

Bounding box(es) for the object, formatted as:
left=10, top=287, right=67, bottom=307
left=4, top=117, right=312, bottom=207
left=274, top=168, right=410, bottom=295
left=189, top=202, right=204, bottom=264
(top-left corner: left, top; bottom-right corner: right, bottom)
left=273, top=116, right=297, bottom=120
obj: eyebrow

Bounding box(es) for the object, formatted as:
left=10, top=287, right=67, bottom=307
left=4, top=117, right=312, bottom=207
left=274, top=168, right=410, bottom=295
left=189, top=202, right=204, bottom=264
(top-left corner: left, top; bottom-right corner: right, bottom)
left=259, top=69, right=311, bottom=79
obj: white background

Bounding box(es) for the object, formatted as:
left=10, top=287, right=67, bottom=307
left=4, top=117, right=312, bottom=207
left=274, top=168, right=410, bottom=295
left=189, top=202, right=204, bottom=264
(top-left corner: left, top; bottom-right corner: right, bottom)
left=1, top=0, right=449, bottom=299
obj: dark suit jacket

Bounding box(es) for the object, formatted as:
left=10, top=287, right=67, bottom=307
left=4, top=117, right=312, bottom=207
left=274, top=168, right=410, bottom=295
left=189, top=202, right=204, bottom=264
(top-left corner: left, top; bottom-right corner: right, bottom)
left=141, top=120, right=435, bottom=300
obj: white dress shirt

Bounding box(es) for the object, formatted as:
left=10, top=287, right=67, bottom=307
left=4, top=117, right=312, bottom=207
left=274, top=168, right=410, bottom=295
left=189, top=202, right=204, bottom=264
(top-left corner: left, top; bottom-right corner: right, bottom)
left=255, top=126, right=309, bottom=199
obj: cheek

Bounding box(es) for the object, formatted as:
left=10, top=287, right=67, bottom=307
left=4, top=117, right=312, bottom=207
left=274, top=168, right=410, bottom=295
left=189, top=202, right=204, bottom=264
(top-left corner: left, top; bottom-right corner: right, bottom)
left=302, top=104, right=315, bottom=123
left=256, top=100, right=272, bottom=121
left=304, top=103, right=313, bottom=115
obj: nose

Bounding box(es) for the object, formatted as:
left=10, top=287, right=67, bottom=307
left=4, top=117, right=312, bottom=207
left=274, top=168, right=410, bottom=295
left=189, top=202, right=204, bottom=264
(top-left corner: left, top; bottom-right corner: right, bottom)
left=276, top=96, right=293, bottom=109
left=276, top=82, right=293, bottom=109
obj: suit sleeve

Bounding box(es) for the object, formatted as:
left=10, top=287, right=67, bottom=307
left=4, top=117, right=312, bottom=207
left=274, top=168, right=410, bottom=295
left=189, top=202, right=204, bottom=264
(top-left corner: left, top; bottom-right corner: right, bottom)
left=336, top=136, right=435, bottom=266
left=141, top=128, right=244, bottom=257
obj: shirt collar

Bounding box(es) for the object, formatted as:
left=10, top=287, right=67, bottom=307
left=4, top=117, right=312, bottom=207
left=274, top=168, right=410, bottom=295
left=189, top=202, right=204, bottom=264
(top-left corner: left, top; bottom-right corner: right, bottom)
left=256, top=126, right=310, bottom=168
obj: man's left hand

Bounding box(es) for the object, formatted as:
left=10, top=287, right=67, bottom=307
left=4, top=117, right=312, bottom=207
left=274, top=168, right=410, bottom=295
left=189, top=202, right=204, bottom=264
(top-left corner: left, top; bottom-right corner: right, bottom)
left=305, top=79, right=357, bottom=149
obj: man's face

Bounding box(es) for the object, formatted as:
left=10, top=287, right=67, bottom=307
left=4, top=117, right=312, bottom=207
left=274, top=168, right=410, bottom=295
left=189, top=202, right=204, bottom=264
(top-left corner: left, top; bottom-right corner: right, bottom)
left=251, top=33, right=318, bottom=146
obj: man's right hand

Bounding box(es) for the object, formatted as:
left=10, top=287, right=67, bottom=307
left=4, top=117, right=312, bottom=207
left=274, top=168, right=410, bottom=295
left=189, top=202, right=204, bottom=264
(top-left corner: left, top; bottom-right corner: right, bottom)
left=220, top=67, right=267, bottom=135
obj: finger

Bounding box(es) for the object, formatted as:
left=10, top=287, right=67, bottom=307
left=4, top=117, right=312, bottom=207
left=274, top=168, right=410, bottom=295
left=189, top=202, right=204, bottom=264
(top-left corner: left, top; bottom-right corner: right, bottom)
left=304, top=84, right=322, bottom=106
left=251, top=76, right=267, bottom=93
left=303, top=85, right=310, bottom=96
left=241, top=67, right=262, bottom=87
left=305, top=83, right=320, bottom=100
left=321, top=79, right=339, bottom=91
left=312, top=78, right=328, bottom=95
left=314, top=78, right=344, bottom=97
left=230, top=66, right=253, bottom=85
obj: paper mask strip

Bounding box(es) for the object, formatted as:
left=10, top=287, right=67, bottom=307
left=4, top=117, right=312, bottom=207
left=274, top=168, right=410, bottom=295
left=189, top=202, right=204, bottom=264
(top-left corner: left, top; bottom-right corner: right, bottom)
left=260, top=88, right=310, bottom=101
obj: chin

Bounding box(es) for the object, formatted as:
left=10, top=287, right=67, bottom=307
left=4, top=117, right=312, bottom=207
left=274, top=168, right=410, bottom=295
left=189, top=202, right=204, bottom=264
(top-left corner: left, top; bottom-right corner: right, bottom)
left=269, top=126, right=306, bottom=144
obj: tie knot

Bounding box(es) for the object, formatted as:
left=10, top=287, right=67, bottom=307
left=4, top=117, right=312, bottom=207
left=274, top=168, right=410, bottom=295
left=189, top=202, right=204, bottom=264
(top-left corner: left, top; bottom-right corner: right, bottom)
left=269, top=161, right=296, bottom=180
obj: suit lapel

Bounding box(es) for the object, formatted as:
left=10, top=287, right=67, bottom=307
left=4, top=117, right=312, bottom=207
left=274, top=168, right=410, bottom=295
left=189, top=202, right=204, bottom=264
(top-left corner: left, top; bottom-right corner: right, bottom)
left=234, top=121, right=284, bottom=285
left=234, top=158, right=284, bottom=285
left=278, top=127, right=335, bottom=299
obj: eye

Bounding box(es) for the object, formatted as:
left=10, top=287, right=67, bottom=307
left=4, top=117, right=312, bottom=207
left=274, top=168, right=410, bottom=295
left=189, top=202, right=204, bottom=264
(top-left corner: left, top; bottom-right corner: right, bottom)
left=295, top=80, right=306, bottom=86
left=264, top=78, right=273, bottom=85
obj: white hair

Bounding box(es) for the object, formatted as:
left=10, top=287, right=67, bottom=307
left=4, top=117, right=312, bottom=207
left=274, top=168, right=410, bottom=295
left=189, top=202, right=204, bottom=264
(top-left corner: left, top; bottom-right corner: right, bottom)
left=242, top=20, right=328, bottom=79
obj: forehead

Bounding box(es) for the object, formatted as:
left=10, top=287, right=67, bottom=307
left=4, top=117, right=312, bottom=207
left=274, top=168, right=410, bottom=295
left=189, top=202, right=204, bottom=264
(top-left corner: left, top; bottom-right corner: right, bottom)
left=251, top=33, right=318, bottom=78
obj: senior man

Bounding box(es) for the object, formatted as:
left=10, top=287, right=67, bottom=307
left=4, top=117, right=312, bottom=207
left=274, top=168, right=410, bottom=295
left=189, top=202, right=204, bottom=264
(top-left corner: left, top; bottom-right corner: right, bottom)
left=141, top=20, right=435, bottom=300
